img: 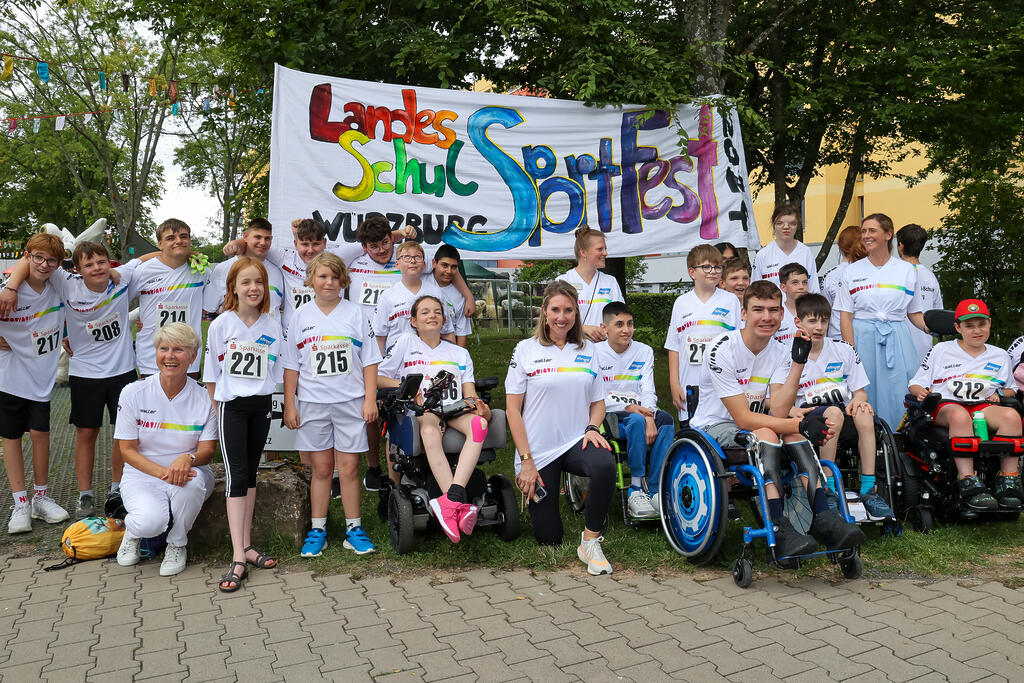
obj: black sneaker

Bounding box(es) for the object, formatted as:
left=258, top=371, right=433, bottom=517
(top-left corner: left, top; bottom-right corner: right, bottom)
left=363, top=467, right=383, bottom=492
left=331, top=476, right=341, bottom=500
left=993, top=475, right=1024, bottom=510
left=772, top=516, right=818, bottom=561
left=810, top=509, right=866, bottom=549
left=958, top=475, right=997, bottom=511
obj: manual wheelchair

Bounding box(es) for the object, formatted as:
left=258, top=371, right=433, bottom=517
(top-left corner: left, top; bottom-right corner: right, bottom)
left=376, top=371, right=519, bottom=553
left=897, top=310, right=1024, bottom=533
left=782, top=407, right=903, bottom=537
left=562, top=410, right=674, bottom=526
left=658, top=426, right=863, bottom=588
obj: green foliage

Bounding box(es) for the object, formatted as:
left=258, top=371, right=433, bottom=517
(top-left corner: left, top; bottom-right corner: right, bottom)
left=932, top=177, right=1024, bottom=347
left=624, top=292, right=675, bottom=335
left=518, top=258, right=648, bottom=289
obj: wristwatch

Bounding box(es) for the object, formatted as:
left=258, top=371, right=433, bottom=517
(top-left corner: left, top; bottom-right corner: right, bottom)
left=188, top=453, right=197, bottom=464
left=585, top=425, right=601, bottom=435
left=520, top=452, right=532, bottom=462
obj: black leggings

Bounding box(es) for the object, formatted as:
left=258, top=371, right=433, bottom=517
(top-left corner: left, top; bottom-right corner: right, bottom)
left=530, top=437, right=616, bottom=545
left=219, top=394, right=273, bottom=497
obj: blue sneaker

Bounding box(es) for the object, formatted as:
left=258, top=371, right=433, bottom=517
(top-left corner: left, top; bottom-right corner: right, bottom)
left=860, top=488, right=894, bottom=520
left=300, top=528, right=328, bottom=557
left=343, top=526, right=376, bottom=555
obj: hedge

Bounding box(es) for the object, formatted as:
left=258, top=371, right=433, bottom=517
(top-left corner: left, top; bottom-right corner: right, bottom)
left=625, top=292, right=678, bottom=350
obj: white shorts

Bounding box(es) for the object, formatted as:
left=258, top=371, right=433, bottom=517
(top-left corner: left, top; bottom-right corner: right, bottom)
left=294, top=398, right=369, bottom=453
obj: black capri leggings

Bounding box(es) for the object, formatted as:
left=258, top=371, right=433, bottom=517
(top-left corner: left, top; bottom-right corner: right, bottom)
left=219, top=394, right=273, bottom=498
left=529, top=437, right=616, bottom=545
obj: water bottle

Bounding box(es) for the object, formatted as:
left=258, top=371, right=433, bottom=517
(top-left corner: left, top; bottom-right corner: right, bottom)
left=973, top=412, right=989, bottom=440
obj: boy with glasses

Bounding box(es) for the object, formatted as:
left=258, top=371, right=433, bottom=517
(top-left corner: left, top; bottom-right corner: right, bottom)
left=665, top=245, right=741, bottom=421
left=0, top=234, right=70, bottom=533
left=372, top=241, right=455, bottom=355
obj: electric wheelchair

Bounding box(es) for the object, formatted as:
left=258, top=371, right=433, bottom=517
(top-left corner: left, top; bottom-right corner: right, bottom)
left=376, top=371, right=519, bottom=553
left=897, top=310, right=1024, bottom=533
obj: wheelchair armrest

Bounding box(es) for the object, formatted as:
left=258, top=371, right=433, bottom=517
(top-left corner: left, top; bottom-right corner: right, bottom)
left=733, top=430, right=755, bottom=448
left=998, top=394, right=1023, bottom=413
left=604, top=413, right=620, bottom=440
left=476, top=377, right=499, bottom=393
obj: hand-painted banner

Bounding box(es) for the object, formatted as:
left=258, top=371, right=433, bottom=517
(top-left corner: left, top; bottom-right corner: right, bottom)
left=268, top=64, right=758, bottom=259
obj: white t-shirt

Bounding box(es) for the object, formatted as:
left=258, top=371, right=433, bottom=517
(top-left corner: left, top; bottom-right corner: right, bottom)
left=1008, top=336, right=1024, bottom=369
left=751, top=241, right=821, bottom=293
left=372, top=279, right=455, bottom=345
left=265, top=247, right=315, bottom=331
left=0, top=280, right=64, bottom=402
left=691, top=330, right=793, bottom=429
left=128, top=258, right=211, bottom=375
left=835, top=256, right=922, bottom=321
left=910, top=340, right=1017, bottom=402
left=908, top=262, right=942, bottom=363
left=203, top=312, right=284, bottom=402
left=283, top=298, right=381, bottom=404
left=378, top=334, right=475, bottom=404
left=663, top=288, right=740, bottom=394
left=774, top=307, right=797, bottom=345
left=204, top=256, right=285, bottom=320
left=796, top=339, right=869, bottom=407
left=595, top=340, right=657, bottom=412
left=556, top=268, right=624, bottom=328
left=347, top=253, right=403, bottom=330
left=821, top=262, right=848, bottom=339
left=430, top=276, right=472, bottom=337
left=114, top=374, right=218, bottom=470
left=50, top=263, right=137, bottom=379
left=504, top=338, right=605, bottom=472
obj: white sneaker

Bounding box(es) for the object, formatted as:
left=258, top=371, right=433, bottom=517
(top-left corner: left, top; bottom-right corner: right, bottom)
left=7, top=504, right=32, bottom=534
left=117, top=535, right=141, bottom=566
left=650, top=493, right=661, bottom=517
left=627, top=488, right=658, bottom=518
left=159, top=544, right=188, bottom=576
left=31, top=495, right=70, bottom=524
left=577, top=532, right=613, bottom=576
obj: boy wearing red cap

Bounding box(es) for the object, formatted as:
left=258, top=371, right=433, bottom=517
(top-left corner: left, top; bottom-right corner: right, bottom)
left=909, top=299, right=1023, bottom=510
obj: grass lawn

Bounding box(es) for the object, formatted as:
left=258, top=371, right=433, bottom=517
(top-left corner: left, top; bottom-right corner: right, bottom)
left=201, top=330, right=1024, bottom=583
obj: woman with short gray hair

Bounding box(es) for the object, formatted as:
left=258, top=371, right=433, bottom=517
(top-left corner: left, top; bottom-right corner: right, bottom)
left=113, top=322, right=217, bottom=576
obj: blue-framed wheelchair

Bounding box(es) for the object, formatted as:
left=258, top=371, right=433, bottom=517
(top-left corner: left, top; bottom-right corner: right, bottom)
left=896, top=311, right=1024, bottom=532
left=658, top=427, right=863, bottom=588
left=376, top=372, right=519, bottom=553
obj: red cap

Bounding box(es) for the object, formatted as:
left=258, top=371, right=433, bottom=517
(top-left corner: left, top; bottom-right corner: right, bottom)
left=954, top=299, right=990, bottom=321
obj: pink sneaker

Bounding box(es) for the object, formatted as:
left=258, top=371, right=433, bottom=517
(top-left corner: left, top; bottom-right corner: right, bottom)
left=429, top=494, right=461, bottom=543
left=458, top=503, right=479, bottom=536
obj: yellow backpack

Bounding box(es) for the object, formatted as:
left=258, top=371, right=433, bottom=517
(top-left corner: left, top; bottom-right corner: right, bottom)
left=44, top=517, right=126, bottom=571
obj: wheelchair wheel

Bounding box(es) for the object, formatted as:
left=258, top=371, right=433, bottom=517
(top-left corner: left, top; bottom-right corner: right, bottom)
left=840, top=553, right=863, bottom=580
left=782, top=473, right=813, bottom=534
left=873, top=419, right=901, bottom=515
left=658, top=431, right=728, bottom=565
left=388, top=488, right=415, bottom=554
left=489, top=475, right=521, bottom=542
left=563, top=473, right=589, bottom=514
left=732, top=557, right=753, bottom=588
left=899, top=464, right=935, bottom=534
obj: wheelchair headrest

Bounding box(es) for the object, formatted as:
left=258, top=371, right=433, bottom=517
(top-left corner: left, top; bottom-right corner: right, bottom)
left=924, top=309, right=956, bottom=337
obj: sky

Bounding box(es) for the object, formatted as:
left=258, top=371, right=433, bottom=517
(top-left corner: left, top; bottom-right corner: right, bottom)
left=152, top=133, right=223, bottom=243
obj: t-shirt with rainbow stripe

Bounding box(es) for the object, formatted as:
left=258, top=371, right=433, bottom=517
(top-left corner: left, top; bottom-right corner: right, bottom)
left=909, top=340, right=1017, bottom=403
left=795, top=338, right=869, bottom=407
left=378, top=333, right=475, bottom=405
left=128, top=257, right=211, bottom=375
left=0, top=279, right=64, bottom=402
left=114, top=374, right=218, bottom=470
left=835, top=256, right=922, bottom=322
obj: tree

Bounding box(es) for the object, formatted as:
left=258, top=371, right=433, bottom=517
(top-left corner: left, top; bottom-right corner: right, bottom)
left=518, top=257, right=648, bottom=289
left=169, top=59, right=271, bottom=242
left=0, top=0, right=174, bottom=255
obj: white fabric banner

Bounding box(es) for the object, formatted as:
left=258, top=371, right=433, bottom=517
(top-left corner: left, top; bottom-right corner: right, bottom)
left=269, top=64, right=758, bottom=259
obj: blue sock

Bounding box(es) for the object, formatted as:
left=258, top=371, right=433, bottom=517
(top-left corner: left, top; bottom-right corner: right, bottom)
left=823, top=475, right=837, bottom=493
left=768, top=498, right=784, bottom=521
left=628, top=485, right=643, bottom=494
left=859, top=475, right=876, bottom=496
left=812, top=489, right=830, bottom=515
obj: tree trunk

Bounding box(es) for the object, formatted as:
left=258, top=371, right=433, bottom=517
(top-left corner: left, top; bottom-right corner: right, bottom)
left=815, top=120, right=868, bottom=268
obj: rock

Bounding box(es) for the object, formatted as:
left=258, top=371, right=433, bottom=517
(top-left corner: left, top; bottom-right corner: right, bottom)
left=190, top=462, right=311, bottom=551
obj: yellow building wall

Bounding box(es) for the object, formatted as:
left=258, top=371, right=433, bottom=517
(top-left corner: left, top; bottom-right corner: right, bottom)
left=750, top=147, right=949, bottom=246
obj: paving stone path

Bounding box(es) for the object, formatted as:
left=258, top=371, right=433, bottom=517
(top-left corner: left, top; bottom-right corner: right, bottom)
left=3, top=552, right=1024, bottom=681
